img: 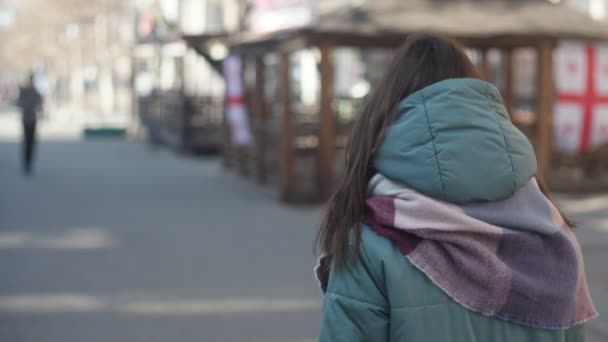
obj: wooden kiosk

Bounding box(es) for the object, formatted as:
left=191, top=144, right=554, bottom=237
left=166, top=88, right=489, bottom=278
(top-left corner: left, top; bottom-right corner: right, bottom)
left=193, top=0, right=608, bottom=202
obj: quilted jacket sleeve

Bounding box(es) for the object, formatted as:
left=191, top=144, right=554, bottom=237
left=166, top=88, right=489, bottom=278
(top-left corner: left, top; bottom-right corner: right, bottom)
left=319, top=237, right=390, bottom=342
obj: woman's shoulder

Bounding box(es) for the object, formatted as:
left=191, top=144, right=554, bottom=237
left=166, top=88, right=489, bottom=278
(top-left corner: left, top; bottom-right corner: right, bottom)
left=358, top=225, right=394, bottom=254
left=356, top=225, right=416, bottom=270
left=354, top=225, right=420, bottom=283
left=357, top=225, right=453, bottom=307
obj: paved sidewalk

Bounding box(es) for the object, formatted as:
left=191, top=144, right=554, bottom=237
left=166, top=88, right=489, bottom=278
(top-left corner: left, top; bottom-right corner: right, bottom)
left=0, top=137, right=322, bottom=342
left=559, top=195, right=608, bottom=341
left=0, top=110, right=606, bottom=341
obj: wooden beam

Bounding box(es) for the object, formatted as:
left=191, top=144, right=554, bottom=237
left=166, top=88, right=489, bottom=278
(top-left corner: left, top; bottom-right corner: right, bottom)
left=504, top=48, right=516, bottom=120
left=318, top=44, right=336, bottom=198
left=535, top=40, right=555, bottom=180
left=254, top=55, right=268, bottom=183
left=278, top=36, right=311, bottom=53
left=308, top=31, right=556, bottom=50
left=309, top=31, right=406, bottom=48
left=228, top=29, right=567, bottom=55
left=458, top=35, right=557, bottom=50
left=279, top=52, right=295, bottom=201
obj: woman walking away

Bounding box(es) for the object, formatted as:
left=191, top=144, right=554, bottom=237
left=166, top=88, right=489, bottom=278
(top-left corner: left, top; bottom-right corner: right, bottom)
left=315, top=33, right=597, bottom=342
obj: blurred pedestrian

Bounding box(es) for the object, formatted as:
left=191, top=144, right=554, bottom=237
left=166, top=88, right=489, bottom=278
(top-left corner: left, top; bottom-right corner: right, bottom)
left=17, top=73, right=43, bottom=176
left=315, top=33, right=596, bottom=341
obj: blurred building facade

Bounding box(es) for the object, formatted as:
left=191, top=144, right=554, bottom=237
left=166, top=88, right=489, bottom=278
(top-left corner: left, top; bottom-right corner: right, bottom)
left=567, top=0, right=607, bottom=19
left=133, top=0, right=241, bottom=151
left=0, top=0, right=135, bottom=132
left=191, top=0, right=608, bottom=201
left=2, top=0, right=608, bottom=199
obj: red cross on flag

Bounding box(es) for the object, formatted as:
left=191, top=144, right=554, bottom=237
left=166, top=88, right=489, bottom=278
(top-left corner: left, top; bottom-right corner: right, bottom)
left=554, top=41, right=608, bottom=154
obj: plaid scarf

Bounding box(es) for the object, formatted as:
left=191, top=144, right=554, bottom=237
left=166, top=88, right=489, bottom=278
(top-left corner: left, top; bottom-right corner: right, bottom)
left=317, top=174, right=597, bottom=329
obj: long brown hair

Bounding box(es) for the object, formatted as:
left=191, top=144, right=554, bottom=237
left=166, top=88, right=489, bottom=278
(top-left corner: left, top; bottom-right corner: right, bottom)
left=315, top=33, right=572, bottom=269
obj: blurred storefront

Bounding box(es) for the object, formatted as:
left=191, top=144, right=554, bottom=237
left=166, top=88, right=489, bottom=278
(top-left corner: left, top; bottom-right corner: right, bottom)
left=185, top=0, right=608, bottom=202
left=3, top=0, right=608, bottom=201
left=133, top=0, right=236, bottom=152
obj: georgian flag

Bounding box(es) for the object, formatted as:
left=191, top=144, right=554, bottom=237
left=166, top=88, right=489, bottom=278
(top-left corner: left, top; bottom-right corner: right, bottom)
left=554, top=41, right=608, bottom=154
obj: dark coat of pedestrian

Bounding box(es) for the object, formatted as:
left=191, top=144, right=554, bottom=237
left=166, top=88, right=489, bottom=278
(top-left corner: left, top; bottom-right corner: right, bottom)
left=17, top=74, right=43, bottom=175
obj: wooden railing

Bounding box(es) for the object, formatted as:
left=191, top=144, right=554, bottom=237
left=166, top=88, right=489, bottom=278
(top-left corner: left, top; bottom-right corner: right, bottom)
left=138, top=92, right=223, bottom=152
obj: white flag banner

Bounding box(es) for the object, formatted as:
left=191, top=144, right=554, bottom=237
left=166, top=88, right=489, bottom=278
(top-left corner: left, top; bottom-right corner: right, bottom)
left=224, top=56, right=244, bottom=97
left=223, top=56, right=253, bottom=146
left=227, top=106, right=253, bottom=146
left=592, top=44, right=608, bottom=147
left=591, top=105, right=608, bottom=148
left=594, top=44, right=608, bottom=95
left=554, top=103, right=584, bottom=153
left=554, top=41, right=608, bottom=153
left=555, top=42, right=586, bottom=95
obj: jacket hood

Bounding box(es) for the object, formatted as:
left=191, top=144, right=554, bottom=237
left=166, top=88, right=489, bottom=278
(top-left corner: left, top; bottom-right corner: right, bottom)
left=373, top=78, right=537, bottom=203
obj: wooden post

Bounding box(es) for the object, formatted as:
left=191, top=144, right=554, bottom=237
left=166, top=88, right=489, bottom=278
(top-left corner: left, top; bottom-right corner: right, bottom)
left=254, top=55, right=268, bottom=183
left=318, top=44, right=336, bottom=199
left=238, top=57, right=251, bottom=177
left=222, top=88, right=232, bottom=169
left=480, top=49, right=492, bottom=82
left=504, top=48, right=516, bottom=120
left=535, top=40, right=555, bottom=180
left=279, top=52, right=295, bottom=201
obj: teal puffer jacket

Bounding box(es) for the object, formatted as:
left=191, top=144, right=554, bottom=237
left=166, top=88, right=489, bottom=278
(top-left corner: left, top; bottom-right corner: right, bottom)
left=319, top=79, right=587, bottom=341
left=320, top=227, right=585, bottom=341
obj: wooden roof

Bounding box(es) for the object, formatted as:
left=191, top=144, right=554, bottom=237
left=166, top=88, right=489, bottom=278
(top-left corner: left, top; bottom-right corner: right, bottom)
left=185, top=0, right=608, bottom=55
left=316, top=0, right=608, bottom=40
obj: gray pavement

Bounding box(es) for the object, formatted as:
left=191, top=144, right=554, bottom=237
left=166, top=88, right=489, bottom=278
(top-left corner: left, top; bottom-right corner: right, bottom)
left=0, top=137, right=323, bottom=342
left=559, top=194, right=608, bottom=342
left=0, top=115, right=607, bottom=341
